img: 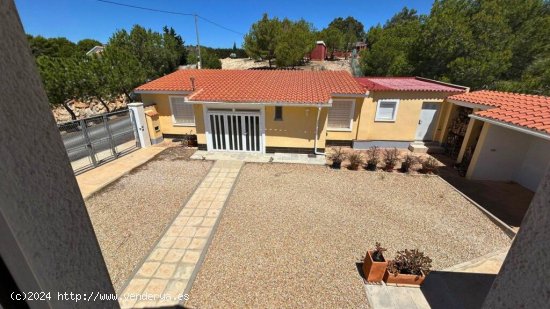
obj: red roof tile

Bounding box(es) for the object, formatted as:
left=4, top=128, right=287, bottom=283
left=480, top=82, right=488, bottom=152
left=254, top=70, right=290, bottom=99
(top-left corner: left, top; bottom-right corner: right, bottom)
left=355, top=77, right=466, bottom=92
left=448, top=90, right=550, bottom=135
left=135, top=69, right=365, bottom=104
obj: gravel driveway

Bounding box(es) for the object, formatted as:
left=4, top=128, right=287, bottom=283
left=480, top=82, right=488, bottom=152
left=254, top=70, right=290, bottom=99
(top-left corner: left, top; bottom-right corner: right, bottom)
left=187, top=163, right=511, bottom=308
left=85, top=147, right=212, bottom=292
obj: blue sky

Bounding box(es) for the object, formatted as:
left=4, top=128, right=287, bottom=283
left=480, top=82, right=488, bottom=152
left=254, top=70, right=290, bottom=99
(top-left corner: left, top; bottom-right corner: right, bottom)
left=15, top=0, right=434, bottom=48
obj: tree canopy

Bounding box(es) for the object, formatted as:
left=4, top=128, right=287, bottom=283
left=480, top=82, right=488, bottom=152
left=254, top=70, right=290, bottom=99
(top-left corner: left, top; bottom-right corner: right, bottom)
left=243, top=14, right=315, bottom=67
left=33, top=25, right=189, bottom=119
left=361, top=0, right=550, bottom=95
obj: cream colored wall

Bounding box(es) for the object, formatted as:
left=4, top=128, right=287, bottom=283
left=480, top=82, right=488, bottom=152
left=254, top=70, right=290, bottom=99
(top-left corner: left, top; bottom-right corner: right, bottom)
left=355, top=91, right=454, bottom=142
left=325, top=97, right=363, bottom=141
left=141, top=93, right=198, bottom=136
left=265, top=106, right=327, bottom=149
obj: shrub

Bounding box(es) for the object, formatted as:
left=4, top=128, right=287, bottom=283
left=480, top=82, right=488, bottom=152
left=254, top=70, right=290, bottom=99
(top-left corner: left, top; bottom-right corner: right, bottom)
left=383, top=148, right=400, bottom=172
left=328, top=147, right=346, bottom=163
left=420, top=156, right=439, bottom=174
left=365, top=146, right=380, bottom=171
left=400, top=154, right=417, bottom=173
left=387, top=249, right=432, bottom=276
left=347, top=152, right=363, bottom=170
left=372, top=242, right=387, bottom=262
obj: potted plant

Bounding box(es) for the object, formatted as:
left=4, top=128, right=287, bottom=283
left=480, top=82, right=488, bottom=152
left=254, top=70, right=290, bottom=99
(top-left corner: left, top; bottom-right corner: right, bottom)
left=400, top=154, right=417, bottom=173
left=347, top=152, right=363, bottom=170
left=383, top=148, right=400, bottom=172
left=384, top=249, right=432, bottom=286
left=329, top=147, right=346, bottom=169
left=420, top=156, right=439, bottom=174
left=363, top=242, right=388, bottom=282
left=365, top=146, right=380, bottom=171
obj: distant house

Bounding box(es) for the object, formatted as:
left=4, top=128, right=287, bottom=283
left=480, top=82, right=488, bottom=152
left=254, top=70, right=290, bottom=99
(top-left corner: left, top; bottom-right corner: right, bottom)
left=85, top=45, right=104, bottom=56
left=309, top=41, right=327, bottom=61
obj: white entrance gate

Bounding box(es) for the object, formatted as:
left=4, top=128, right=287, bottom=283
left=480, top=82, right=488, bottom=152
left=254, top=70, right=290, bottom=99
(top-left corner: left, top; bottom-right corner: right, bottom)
left=206, top=110, right=263, bottom=152
left=415, top=102, right=440, bottom=141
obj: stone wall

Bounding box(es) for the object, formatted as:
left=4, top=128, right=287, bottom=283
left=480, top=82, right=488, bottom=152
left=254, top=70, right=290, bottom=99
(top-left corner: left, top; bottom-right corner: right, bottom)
left=52, top=97, right=128, bottom=123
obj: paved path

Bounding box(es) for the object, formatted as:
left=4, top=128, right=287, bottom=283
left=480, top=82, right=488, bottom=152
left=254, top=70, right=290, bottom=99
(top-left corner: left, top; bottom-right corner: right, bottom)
left=76, top=145, right=166, bottom=199
left=119, top=160, right=243, bottom=308
left=191, top=150, right=326, bottom=165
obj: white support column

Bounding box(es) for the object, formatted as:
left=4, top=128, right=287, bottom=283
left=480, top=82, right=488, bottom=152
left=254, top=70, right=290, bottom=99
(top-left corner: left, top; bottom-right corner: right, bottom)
left=128, top=102, right=152, bottom=148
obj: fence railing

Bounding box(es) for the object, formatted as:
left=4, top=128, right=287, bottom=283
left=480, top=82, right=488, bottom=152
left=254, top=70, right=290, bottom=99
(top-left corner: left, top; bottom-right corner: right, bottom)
left=58, top=109, right=140, bottom=175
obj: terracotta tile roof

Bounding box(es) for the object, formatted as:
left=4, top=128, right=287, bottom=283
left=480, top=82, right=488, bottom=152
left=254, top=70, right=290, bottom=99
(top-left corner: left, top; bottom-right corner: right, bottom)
left=449, top=90, right=550, bottom=134
left=135, top=69, right=364, bottom=104
left=355, top=77, right=466, bottom=92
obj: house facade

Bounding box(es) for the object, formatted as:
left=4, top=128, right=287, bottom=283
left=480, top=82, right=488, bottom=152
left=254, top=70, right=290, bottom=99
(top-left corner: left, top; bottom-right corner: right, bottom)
left=134, top=70, right=468, bottom=154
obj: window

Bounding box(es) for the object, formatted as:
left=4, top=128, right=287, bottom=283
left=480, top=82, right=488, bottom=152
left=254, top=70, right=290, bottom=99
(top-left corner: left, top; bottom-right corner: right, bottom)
left=170, top=96, right=195, bottom=126
left=375, top=100, right=399, bottom=122
left=274, top=106, right=283, bottom=121
left=328, top=100, right=354, bottom=130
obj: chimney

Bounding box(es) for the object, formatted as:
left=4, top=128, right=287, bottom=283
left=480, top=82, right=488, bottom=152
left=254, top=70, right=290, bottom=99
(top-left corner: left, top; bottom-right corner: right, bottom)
left=190, top=76, right=195, bottom=91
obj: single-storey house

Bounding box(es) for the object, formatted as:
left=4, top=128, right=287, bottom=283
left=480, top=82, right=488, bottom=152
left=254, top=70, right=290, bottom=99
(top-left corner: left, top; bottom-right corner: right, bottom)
left=134, top=70, right=468, bottom=154
left=445, top=91, right=550, bottom=192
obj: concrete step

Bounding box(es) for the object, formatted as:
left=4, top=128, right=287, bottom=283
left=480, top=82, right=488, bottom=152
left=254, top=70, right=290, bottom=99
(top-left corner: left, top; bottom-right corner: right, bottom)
left=409, top=142, right=445, bottom=154
left=408, top=143, right=428, bottom=153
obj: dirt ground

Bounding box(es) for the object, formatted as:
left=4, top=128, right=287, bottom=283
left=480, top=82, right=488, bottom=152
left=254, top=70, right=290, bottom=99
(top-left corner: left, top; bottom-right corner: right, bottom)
left=221, top=57, right=352, bottom=73
left=187, top=163, right=511, bottom=308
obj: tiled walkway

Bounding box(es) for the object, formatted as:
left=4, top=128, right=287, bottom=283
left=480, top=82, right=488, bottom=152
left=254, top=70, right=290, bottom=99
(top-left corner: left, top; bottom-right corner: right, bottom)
left=190, top=150, right=326, bottom=165
left=119, top=160, right=243, bottom=308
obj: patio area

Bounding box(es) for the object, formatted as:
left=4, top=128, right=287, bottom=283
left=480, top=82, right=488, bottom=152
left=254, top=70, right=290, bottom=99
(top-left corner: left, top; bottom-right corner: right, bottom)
left=185, top=163, right=512, bottom=308
left=434, top=154, right=534, bottom=228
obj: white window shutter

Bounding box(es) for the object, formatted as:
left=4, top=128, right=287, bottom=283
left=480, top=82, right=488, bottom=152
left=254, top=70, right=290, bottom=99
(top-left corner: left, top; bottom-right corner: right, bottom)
left=328, top=101, right=353, bottom=129
left=171, top=97, right=195, bottom=125
left=376, top=101, right=397, bottom=121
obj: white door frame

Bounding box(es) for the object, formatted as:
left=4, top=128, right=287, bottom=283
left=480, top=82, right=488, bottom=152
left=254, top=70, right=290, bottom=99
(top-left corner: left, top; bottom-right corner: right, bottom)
left=415, top=101, right=441, bottom=141
left=203, top=103, right=266, bottom=153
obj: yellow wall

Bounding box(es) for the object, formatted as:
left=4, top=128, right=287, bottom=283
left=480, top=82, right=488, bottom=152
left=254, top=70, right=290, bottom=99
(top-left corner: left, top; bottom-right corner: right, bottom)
left=141, top=93, right=198, bottom=135
left=265, top=106, right=327, bottom=149
left=354, top=91, right=454, bottom=142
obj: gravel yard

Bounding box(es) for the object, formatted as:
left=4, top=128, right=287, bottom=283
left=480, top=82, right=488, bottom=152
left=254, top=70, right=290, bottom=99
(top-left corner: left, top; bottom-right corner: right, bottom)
left=187, top=163, right=511, bottom=308
left=85, top=147, right=212, bottom=292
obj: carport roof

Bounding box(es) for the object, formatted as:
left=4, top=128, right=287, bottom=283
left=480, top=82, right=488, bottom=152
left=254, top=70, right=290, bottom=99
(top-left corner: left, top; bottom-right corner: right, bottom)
left=134, top=69, right=365, bottom=105
left=449, top=90, right=550, bottom=135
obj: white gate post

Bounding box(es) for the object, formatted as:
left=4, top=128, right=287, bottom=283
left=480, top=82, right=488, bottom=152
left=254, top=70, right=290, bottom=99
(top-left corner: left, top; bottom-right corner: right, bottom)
left=128, top=102, right=152, bottom=148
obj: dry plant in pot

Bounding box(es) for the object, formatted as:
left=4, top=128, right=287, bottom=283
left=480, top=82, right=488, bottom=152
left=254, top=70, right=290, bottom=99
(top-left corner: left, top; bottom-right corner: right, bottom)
left=420, top=156, right=439, bottom=174
left=329, top=147, right=346, bottom=169
left=384, top=249, right=432, bottom=286
left=400, top=154, right=417, bottom=173
left=365, top=146, right=380, bottom=171
left=363, top=242, right=388, bottom=282
left=347, top=152, right=363, bottom=170
left=383, top=148, right=400, bottom=172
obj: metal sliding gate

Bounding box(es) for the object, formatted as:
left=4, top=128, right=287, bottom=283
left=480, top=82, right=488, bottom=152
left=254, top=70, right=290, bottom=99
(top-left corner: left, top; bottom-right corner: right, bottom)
left=208, top=112, right=262, bottom=152
left=58, top=109, right=140, bottom=175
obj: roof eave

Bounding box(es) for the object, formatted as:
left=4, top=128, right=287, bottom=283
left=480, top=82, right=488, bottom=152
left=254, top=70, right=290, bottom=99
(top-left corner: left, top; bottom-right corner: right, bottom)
left=469, top=114, right=550, bottom=141
left=134, top=90, right=193, bottom=95
left=186, top=99, right=331, bottom=107
left=447, top=98, right=495, bottom=110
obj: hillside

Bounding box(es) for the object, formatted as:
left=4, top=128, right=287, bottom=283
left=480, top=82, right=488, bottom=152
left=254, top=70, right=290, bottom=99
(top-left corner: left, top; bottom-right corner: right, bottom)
left=221, top=58, right=352, bottom=73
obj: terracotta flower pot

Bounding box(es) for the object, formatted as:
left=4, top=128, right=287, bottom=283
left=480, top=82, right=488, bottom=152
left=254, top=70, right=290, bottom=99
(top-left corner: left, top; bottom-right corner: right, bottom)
left=362, top=251, right=388, bottom=282
left=383, top=269, right=426, bottom=286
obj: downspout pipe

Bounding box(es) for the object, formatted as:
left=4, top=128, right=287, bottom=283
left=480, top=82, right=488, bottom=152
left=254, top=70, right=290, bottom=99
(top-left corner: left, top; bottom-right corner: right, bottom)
left=313, top=104, right=325, bottom=156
